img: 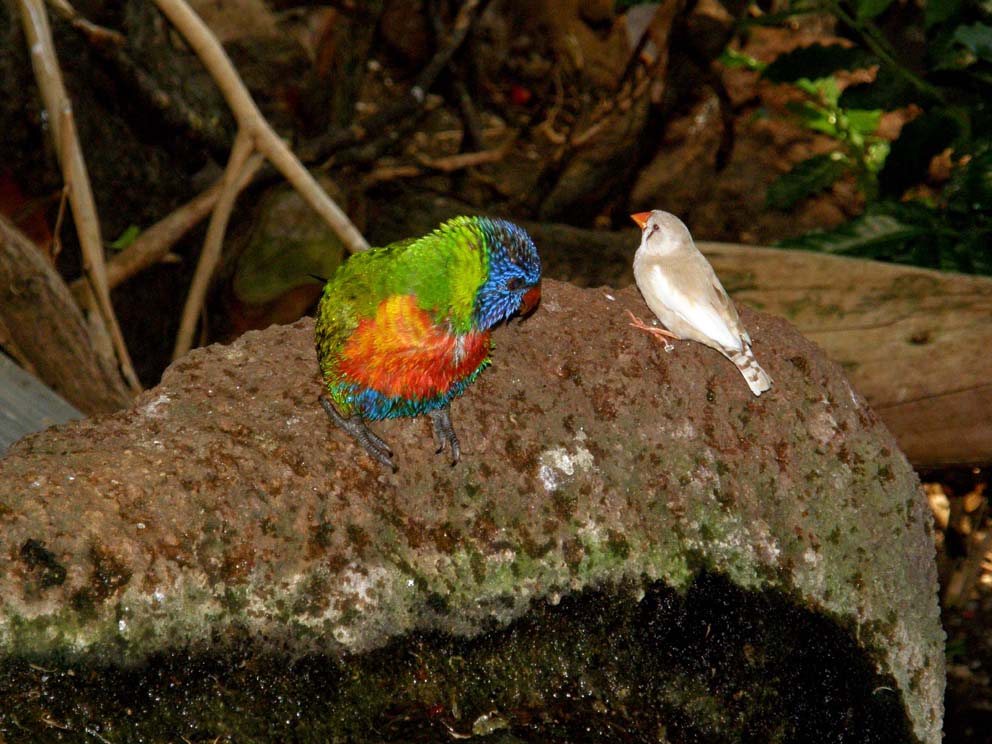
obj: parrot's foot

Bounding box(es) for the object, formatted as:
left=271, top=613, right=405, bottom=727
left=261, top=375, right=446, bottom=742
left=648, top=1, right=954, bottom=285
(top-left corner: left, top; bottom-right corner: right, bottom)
left=320, top=396, right=396, bottom=472
left=428, top=406, right=461, bottom=466
left=626, top=310, right=679, bottom=352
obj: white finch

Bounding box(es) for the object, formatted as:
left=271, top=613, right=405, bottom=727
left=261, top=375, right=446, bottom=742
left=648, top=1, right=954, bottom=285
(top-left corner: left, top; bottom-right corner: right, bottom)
left=629, top=210, right=772, bottom=397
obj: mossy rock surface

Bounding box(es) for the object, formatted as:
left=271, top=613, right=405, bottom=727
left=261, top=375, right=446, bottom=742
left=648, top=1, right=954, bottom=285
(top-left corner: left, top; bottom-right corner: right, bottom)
left=0, top=281, right=942, bottom=741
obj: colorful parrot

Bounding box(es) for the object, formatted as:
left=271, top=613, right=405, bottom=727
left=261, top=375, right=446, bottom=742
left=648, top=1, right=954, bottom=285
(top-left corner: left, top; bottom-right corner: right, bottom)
left=315, top=216, right=542, bottom=470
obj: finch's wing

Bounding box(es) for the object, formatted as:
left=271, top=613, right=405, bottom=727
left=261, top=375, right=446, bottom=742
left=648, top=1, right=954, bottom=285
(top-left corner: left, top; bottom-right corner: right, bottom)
left=641, top=253, right=744, bottom=351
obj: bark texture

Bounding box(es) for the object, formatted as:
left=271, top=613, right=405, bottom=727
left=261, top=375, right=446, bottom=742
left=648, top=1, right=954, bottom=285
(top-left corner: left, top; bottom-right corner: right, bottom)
left=0, top=215, right=131, bottom=415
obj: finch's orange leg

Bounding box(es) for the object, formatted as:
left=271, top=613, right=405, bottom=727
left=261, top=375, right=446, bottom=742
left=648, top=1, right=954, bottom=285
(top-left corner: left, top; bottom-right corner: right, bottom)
left=626, top=310, right=679, bottom=352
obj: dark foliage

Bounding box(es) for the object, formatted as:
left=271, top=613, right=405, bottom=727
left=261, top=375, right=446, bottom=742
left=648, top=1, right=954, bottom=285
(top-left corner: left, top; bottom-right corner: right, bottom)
left=743, top=0, right=992, bottom=274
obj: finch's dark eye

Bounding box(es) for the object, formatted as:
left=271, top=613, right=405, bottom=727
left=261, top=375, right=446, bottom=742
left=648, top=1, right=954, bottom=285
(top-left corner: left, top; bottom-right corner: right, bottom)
left=652, top=224, right=660, bottom=233
left=507, top=278, right=522, bottom=291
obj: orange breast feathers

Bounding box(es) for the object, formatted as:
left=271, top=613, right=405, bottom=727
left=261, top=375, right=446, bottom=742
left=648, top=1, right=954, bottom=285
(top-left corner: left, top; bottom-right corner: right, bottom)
left=337, top=295, right=491, bottom=400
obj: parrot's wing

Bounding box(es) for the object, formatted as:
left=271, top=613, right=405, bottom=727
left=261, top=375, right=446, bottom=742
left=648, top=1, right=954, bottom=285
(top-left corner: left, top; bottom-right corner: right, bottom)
left=642, top=256, right=743, bottom=351
left=339, top=294, right=491, bottom=400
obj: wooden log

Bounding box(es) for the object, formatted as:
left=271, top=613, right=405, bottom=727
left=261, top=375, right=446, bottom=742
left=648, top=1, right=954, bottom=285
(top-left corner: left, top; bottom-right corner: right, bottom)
left=0, top=350, right=82, bottom=452
left=698, top=242, right=992, bottom=469
left=0, top=214, right=132, bottom=416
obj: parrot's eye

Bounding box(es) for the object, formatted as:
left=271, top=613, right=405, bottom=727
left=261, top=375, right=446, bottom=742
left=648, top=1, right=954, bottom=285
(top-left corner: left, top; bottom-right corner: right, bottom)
left=507, top=278, right=522, bottom=291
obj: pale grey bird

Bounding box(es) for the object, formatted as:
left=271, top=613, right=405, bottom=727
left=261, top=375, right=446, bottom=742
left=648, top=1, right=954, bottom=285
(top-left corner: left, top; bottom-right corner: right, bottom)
left=629, top=210, right=772, bottom=396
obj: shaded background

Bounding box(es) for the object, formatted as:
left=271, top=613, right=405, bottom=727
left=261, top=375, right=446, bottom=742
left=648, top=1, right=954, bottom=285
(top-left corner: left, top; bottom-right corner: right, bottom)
left=0, top=0, right=989, bottom=739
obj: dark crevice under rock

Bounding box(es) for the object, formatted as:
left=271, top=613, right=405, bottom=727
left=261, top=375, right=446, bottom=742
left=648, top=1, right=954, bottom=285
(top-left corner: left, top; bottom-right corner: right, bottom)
left=0, top=572, right=911, bottom=743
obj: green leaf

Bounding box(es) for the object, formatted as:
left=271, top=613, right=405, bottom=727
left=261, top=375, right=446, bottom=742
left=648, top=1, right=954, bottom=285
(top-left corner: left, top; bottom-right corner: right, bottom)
left=855, top=0, right=895, bottom=20
left=762, top=43, right=878, bottom=83
left=108, top=225, right=140, bottom=251
left=766, top=154, right=849, bottom=209
left=776, top=201, right=992, bottom=273
left=719, top=47, right=766, bottom=72
left=846, top=108, right=883, bottom=136
left=865, top=141, right=891, bottom=173
left=879, top=110, right=962, bottom=197
left=932, top=22, right=992, bottom=70
left=786, top=100, right=840, bottom=137
left=796, top=75, right=842, bottom=105
left=940, top=224, right=992, bottom=273
left=952, top=22, right=992, bottom=65
left=926, top=0, right=964, bottom=28
left=777, top=203, right=936, bottom=257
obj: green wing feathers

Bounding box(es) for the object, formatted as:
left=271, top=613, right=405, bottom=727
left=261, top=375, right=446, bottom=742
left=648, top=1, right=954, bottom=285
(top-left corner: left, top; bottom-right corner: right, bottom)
left=315, top=217, right=490, bottom=367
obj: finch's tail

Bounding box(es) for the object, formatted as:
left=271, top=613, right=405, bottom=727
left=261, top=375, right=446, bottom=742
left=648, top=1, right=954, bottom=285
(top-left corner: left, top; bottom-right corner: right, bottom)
left=727, top=346, right=772, bottom=396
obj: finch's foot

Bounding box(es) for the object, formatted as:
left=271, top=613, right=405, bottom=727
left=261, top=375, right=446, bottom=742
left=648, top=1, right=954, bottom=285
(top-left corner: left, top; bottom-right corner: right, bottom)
left=320, top=396, right=396, bottom=472
left=429, top=405, right=461, bottom=466
left=626, top=310, right=678, bottom=352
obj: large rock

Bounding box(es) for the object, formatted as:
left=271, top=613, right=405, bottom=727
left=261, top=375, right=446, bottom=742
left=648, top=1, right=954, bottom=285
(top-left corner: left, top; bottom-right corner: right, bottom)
left=0, top=281, right=942, bottom=741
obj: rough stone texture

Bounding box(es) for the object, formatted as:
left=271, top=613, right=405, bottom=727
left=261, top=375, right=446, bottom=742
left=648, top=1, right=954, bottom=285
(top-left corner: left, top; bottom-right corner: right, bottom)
left=0, top=281, right=942, bottom=742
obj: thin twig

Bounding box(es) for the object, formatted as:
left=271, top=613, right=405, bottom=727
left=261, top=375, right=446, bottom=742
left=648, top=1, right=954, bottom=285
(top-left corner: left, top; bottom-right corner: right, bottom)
left=946, top=527, right=992, bottom=608
left=822, top=0, right=944, bottom=104
left=362, top=165, right=423, bottom=186
left=18, top=0, right=142, bottom=393
left=415, top=143, right=511, bottom=172
left=50, top=0, right=232, bottom=158
left=152, top=0, right=368, bottom=255
left=50, top=184, right=68, bottom=260
left=46, top=0, right=125, bottom=47
left=74, top=162, right=258, bottom=295
left=172, top=132, right=262, bottom=359
left=299, top=0, right=491, bottom=164
left=428, top=0, right=485, bottom=150
left=363, top=142, right=511, bottom=185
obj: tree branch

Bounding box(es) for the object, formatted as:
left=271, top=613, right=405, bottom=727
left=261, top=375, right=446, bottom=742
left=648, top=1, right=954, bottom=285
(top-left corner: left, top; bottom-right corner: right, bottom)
left=47, top=0, right=233, bottom=159
left=172, top=130, right=263, bottom=360
left=18, top=0, right=142, bottom=394
left=152, top=0, right=368, bottom=255
left=299, top=0, right=491, bottom=164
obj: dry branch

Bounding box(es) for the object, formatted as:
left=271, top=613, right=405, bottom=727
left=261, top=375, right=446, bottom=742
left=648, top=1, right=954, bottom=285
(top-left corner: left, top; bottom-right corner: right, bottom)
left=152, top=0, right=367, bottom=255
left=18, top=0, right=142, bottom=394
left=150, top=0, right=370, bottom=359
left=363, top=143, right=511, bottom=186
left=299, top=0, right=491, bottom=164
left=69, top=158, right=261, bottom=296
left=48, top=0, right=232, bottom=158
left=173, top=131, right=263, bottom=360
left=46, top=0, right=125, bottom=47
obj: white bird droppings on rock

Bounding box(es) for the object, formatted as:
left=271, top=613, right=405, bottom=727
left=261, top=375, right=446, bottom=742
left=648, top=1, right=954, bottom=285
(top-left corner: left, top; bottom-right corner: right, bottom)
left=141, top=394, right=171, bottom=418
left=537, top=431, right=595, bottom=491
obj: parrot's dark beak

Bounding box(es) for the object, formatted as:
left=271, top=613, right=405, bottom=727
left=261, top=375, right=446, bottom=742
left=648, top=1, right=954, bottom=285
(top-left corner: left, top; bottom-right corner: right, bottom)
left=630, top=212, right=651, bottom=230
left=519, top=282, right=541, bottom=317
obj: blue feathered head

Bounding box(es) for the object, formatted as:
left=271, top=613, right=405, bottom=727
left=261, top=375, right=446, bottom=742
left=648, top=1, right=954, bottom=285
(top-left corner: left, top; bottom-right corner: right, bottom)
left=473, top=218, right=542, bottom=329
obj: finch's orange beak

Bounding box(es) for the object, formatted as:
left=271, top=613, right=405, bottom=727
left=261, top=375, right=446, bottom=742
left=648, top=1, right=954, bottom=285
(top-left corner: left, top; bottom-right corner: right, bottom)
left=631, top=212, right=651, bottom=230
left=519, top=282, right=541, bottom=317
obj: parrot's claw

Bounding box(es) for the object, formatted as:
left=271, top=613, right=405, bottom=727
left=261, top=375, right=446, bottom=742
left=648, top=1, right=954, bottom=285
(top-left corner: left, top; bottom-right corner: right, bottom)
left=320, top=396, right=396, bottom=472
left=626, top=310, right=678, bottom=352
left=429, top=406, right=461, bottom=466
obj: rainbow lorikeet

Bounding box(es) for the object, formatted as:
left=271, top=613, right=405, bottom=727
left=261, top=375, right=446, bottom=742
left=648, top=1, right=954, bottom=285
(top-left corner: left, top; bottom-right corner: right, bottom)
left=315, top=216, right=541, bottom=470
